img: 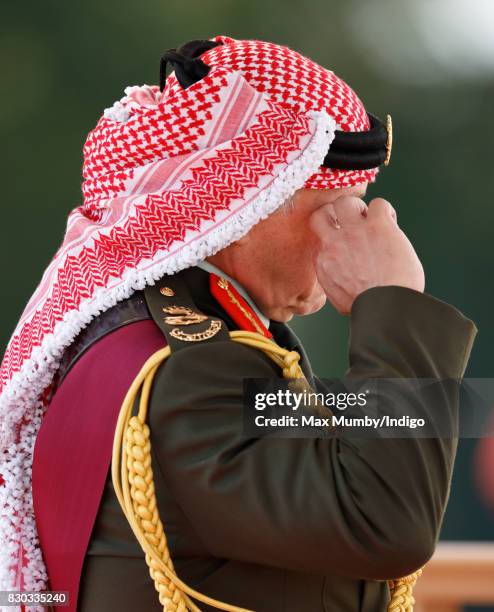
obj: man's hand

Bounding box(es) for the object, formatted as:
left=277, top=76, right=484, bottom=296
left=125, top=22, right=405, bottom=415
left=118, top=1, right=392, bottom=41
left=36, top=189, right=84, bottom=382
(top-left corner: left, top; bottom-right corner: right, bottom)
left=309, top=196, right=425, bottom=315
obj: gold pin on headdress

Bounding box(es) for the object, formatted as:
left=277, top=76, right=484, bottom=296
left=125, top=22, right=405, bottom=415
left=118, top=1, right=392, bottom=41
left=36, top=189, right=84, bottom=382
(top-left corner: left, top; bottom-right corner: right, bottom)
left=384, top=114, right=393, bottom=166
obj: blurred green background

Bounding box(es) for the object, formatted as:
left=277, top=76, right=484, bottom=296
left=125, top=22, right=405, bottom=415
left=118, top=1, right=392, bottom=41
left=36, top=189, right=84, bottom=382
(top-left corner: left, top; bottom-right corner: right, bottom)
left=1, top=0, right=493, bottom=608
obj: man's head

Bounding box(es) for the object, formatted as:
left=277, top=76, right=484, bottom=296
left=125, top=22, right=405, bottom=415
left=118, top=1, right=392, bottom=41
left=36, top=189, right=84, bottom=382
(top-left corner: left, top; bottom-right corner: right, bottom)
left=168, top=36, right=384, bottom=322
left=80, top=36, right=390, bottom=324
left=208, top=183, right=367, bottom=322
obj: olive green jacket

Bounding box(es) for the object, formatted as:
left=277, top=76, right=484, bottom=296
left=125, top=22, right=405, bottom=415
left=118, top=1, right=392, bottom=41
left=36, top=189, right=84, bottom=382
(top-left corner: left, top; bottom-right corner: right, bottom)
left=77, top=267, right=477, bottom=612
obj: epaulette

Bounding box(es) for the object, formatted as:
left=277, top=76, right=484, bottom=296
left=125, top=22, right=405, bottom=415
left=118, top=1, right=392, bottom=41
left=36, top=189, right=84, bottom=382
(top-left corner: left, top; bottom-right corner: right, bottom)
left=144, top=272, right=230, bottom=352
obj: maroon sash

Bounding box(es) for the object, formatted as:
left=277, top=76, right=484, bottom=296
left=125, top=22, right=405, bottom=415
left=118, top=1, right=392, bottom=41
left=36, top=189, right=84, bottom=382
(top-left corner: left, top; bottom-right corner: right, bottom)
left=32, top=320, right=165, bottom=611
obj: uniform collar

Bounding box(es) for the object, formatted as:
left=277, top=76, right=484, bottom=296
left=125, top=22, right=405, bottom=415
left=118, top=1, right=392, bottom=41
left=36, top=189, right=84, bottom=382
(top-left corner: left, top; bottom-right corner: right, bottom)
left=196, top=260, right=270, bottom=330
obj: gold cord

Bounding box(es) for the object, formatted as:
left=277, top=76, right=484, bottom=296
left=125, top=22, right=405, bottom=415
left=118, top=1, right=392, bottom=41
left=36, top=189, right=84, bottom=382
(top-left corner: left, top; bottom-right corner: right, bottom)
left=111, top=330, right=421, bottom=611
left=387, top=568, right=422, bottom=612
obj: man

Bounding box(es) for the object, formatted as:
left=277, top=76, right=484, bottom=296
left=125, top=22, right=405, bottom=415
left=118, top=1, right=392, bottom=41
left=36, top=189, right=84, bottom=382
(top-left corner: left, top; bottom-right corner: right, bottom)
left=0, top=36, right=476, bottom=612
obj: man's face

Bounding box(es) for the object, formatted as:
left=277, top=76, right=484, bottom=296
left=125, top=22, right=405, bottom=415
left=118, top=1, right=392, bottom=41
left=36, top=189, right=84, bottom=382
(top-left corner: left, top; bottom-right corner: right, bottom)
left=208, top=184, right=368, bottom=322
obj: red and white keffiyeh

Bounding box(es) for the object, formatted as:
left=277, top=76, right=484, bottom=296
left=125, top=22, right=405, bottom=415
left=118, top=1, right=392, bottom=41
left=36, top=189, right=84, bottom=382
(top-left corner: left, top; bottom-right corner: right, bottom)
left=0, top=35, right=377, bottom=601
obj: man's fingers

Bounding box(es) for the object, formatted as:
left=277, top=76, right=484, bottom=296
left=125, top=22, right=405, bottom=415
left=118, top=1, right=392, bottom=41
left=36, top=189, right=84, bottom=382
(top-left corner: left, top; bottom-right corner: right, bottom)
left=310, top=196, right=368, bottom=238
left=367, top=197, right=397, bottom=223
left=317, top=274, right=352, bottom=315
left=314, top=256, right=353, bottom=314
left=310, top=203, right=341, bottom=235
left=332, top=196, right=368, bottom=224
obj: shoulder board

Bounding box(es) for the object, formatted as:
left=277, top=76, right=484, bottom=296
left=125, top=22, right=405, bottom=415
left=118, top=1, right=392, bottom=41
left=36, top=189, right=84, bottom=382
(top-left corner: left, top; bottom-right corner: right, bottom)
left=144, top=273, right=230, bottom=353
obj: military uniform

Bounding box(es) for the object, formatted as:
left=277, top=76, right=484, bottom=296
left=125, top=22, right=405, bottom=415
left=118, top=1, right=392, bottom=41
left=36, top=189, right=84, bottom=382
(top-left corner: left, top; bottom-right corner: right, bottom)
left=0, top=36, right=477, bottom=610
left=43, top=265, right=475, bottom=612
